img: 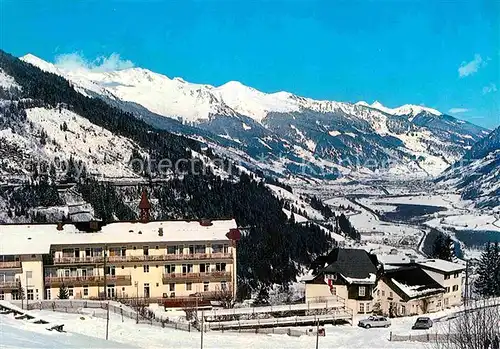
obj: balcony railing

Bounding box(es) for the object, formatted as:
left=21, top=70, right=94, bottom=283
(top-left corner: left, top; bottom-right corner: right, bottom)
left=0, top=261, right=22, bottom=269
left=44, top=275, right=132, bottom=287
left=52, top=253, right=233, bottom=265
left=0, top=280, right=21, bottom=290
left=162, top=271, right=232, bottom=283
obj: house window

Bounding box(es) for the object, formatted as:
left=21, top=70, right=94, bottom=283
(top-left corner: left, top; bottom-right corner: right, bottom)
left=167, top=246, right=176, bottom=255
left=45, top=289, right=51, bottom=300
left=143, top=246, right=149, bottom=256
left=27, top=289, right=34, bottom=300
left=221, top=281, right=227, bottom=291
left=331, top=287, right=336, bottom=296
left=83, top=287, right=89, bottom=296
left=121, top=247, right=126, bottom=256
left=445, top=274, right=450, bottom=280
left=389, top=292, right=393, bottom=298
left=186, top=283, right=192, bottom=291
left=359, top=303, right=365, bottom=313
left=68, top=287, right=74, bottom=297
left=382, top=290, right=385, bottom=297
left=454, top=272, right=459, bottom=278
left=143, top=265, right=150, bottom=273
left=169, top=283, right=175, bottom=292
left=203, top=282, right=209, bottom=292
left=366, top=303, right=370, bottom=313
left=359, top=286, right=366, bottom=297
left=446, top=287, right=450, bottom=293
left=452, top=285, right=459, bottom=292
left=377, top=290, right=380, bottom=297
left=0, top=291, right=4, bottom=300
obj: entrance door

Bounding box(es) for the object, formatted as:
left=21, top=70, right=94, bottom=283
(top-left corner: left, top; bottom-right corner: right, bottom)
left=107, top=286, right=115, bottom=299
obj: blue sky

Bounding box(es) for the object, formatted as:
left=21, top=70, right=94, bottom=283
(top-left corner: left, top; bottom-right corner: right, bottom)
left=1, top=0, right=498, bottom=128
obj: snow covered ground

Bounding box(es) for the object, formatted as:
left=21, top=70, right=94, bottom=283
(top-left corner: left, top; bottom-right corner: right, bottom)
left=2, top=304, right=485, bottom=349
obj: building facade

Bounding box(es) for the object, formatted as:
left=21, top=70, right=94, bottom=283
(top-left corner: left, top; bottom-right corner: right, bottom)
left=0, top=219, right=239, bottom=303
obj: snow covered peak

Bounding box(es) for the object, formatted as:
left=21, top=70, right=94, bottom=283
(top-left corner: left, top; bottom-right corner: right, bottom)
left=365, top=100, right=442, bottom=117
left=20, top=54, right=60, bottom=74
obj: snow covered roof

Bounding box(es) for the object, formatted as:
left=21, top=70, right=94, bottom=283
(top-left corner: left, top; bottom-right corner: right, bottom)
left=0, top=219, right=237, bottom=255
left=384, top=266, right=445, bottom=300
left=340, top=273, right=377, bottom=285
left=378, top=254, right=424, bottom=266
left=417, top=259, right=466, bottom=273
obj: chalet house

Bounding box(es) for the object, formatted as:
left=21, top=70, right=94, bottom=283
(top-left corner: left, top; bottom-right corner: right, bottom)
left=375, top=265, right=445, bottom=317
left=304, top=248, right=380, bottom=314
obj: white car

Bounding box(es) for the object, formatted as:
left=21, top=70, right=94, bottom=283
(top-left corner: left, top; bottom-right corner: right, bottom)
left=358, top=316, right=391, bottom=329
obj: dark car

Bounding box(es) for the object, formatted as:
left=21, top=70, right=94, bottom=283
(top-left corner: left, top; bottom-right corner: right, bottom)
left=412, top=317, right=433, bottom=330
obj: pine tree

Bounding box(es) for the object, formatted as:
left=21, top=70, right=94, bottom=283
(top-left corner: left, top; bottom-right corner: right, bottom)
left=474, top=242, right=500, bottom=297
left=431, top=234, right=454, bottom=261
left=58, top=285, right=69, bottom=299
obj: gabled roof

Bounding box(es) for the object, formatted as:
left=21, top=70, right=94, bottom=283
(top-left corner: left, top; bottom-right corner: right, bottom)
left=311, top=248, right=378, bottom=283
left=384, top=266, right=445, bottom=301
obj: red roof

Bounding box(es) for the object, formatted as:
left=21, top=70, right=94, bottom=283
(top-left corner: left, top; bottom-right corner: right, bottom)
left=139, top=190, right=151, bottom=209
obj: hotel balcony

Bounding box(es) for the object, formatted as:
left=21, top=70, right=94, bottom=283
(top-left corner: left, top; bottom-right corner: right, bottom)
left=44, top=275, right=132, bottom=288
left=0, top=261, right=22, bottom=270
left=162, top=271, right=232, bottom=284
left=52, top=253, right=233, bottom=265
left=0, top=280, right=21, bottom=291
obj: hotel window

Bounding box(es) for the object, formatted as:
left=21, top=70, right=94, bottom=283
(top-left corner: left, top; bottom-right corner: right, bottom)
left=186, top=283, right=192, bottom=291
left=143, top=265, right=150, bottom=273
left=167, top=246, right=176, bottom=255
left=452, top=285, right=459, bottom=292
left=195, top=245, right=205, bottom=254
left=45, top=289, right=51, bottom=300
left=382, top=290, right=385, bottom=297
left=445, top=274, right=450, bottom=280
left=377, top=290, right=380, bottom=297
left=199, top=264, right=210, bottom=273
left=143, top=246, right=149, bottom=256
left=169, top=283, right=175, bottom=292
left=203, top=282, right=209, bottom=292
left=223, top=245, right=229, bottom=254
left=0, top=291, right=5, bottom=300
left=177, top=245, right=184, bottom=255
left=446, top=287, right=450, bottom=293
left=212, top=244, right=223, bottom=253
left=27, top=289, right=34, bottom=300
left=221, top=281, right=227, bottom=291
left=331, top=287, right=337, bottom=296
left=182, top=264, right=193, bottom=274
left=454, top=272, right=459, bottom=278
left=165, top=265, right=175, bottom=274
left=359, top=286, right=366, bottom=297
left=68, top=287, right=74, bottom=297
left=215, top=263, right=226, bottom=272
left=121, top=247, right=126, bottom=257
left=83, top=287, right=88, bottom=296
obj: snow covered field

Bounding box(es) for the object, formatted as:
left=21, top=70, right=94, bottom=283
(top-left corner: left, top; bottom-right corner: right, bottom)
left=1, top=304, right=484, bottom=349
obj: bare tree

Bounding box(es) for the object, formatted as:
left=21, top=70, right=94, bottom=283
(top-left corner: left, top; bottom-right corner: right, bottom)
left=213, top=287, right=235, bottom=309
left=430, top=298, right=500, bottom=349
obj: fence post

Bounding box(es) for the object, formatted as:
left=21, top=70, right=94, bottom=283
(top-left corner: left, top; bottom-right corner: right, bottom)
left=390, top=331, right=392, bottom=341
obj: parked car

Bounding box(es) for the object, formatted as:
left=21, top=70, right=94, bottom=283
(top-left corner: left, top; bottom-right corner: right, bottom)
left=358, top=316, right=391, bottom=329
left=412, top=317, right=433, bottom=330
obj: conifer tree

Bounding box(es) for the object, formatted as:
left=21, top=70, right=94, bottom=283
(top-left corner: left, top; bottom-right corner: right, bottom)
left=58, top=285, right=69, bottom=299
left=475, top=242, right=500, bottom=297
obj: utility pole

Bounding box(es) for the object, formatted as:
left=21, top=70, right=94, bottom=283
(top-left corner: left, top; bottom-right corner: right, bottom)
left=135, top=281, right=139, bottom=324
left=315, top=318, right=319, bottom=349
left=103, top=245, right=107, bottom=300
left=105, top=301, right=110, bottom=340
left=200, top=310, right=204, bottom=349
left=464, top=259, right=469, bottom=307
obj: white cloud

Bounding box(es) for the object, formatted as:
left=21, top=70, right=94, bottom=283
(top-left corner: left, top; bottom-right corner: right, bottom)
left=55, top=52, right=134, bottom=72
left=458, top=54, right=485, bottom=78
left=482, top=83, right=497, bottom=94
left=448, top=108, right=469, bottom=114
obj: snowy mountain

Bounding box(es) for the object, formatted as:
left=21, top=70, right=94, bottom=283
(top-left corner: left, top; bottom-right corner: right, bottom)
left=436, top=126, right=500, bottom=208
left=19, top=54, right=489, bottom=179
